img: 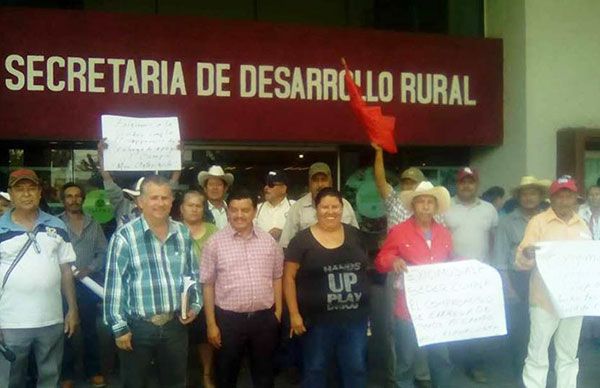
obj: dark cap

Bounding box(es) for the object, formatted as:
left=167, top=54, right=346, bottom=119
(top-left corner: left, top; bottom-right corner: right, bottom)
left=8, top=169, right=40, bottom=187
left=456, top=167, right=479, bottom=182
left=265, top=170, right=288, bottom=187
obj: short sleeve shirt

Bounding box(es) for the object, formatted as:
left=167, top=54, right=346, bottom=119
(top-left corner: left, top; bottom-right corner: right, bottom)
left=285, top=224, right=370, bottom=325
left=279, top=193, right=359, bottom=248
left=0, top=210, right=76, bottom=328
left=200, top=226, right=284, bottom=313
left=444, top=198, right=499, bottom=263
left=255, top=198, right=295, bottom=232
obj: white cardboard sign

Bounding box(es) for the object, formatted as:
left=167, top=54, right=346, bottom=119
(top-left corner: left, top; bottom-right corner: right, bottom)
left=101, top=115, right=181, bottom=171
left=404, top=260, right=506, bottom=346
left=535, top=240, right=600, bottom=318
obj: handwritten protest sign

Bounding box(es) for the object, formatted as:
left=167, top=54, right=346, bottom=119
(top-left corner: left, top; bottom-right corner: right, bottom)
left=535, top=241, right=600, bottom=318
left=101, top=115, right=181, bottom=171
left=404, top=260, right=506, bottom=347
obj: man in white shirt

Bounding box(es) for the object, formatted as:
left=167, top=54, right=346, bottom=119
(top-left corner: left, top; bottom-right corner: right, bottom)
left=444, top=167, right=499, bottom=383
left=198, top=165, right=234, bottom=229
left=279, top=162, right=358, bottom=248
left=0, top=169, right=78, bottom=388
left=445, top=167, right=499, bottom=263
left=255, top=171, right=295, bottom=242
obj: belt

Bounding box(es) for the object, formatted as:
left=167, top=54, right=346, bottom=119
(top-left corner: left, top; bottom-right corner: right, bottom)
left=145, top=313, right=174, bottom=326
left=216, top=306, right=273, bottom=319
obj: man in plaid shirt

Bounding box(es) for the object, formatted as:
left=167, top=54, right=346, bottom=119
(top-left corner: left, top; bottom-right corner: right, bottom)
left=201, top=189, right=284, bottom=388
left=103, top=175, right=201, bottom=388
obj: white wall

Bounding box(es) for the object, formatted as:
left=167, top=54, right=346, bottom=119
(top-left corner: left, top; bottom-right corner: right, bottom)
left=477, top=0, right=600, bottom=191
left=473, top=0, right=527, bottom=192
left=524, top=0, right=600, bottom=179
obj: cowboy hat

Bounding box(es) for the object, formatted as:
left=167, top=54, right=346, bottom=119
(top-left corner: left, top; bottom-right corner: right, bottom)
left=511, top=176, right=551, bottom=197
left=122, top=177, right=145, bottom=197
left=400, top=181, right=451, bottom=214
left=197, top=165, right=234, bottom=187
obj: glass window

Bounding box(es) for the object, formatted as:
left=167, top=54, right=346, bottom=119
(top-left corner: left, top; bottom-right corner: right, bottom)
left=184, top=144, right=339, bottom=202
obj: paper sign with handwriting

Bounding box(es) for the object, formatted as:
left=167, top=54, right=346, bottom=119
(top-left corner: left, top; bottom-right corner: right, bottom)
left=535, top=240, right=600, bottom=318
left=404, top=260, right=506, bottom=346
left=101, top=115, right=181, bottom=171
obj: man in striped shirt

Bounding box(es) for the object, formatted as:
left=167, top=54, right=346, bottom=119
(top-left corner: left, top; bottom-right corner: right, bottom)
left=103, top=175, right=201, bottom=388
left=59, top=182, right=108, bottom=388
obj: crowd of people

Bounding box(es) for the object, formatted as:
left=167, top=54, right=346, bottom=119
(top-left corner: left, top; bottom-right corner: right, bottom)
left=0, top=142, right=599, bottom=388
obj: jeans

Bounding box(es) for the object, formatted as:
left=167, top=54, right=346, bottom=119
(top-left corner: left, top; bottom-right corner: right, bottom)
left=522, top=306, right=583, bottom=388
left=393, top=319, right=452, bottom=388
left=300, top=319, right=368, bottom=388
left=0, top=324, right=64, bottom=388
left=118, top=318, right=188, bottom=388
left=505, top=298, right=530, bottom=376
left=61, top=281, right=102, bottom=380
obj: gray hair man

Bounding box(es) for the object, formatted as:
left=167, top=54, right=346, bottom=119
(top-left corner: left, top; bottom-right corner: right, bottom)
left=103, top=175, right=201, bottom=388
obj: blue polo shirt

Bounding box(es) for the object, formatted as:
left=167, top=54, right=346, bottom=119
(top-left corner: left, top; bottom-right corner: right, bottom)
left=0, top=210, right=76, bottom=328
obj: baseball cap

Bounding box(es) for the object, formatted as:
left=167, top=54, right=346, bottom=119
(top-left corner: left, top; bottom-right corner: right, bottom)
left=549, top=175, right=578, bottom=195
left=309, top=162, right=331, bottom=179
left=8, top=169, right=40, bottom=187
left=265, top=170, right=288, bottom=187
left=400, top=167, right=425, bottom=183
left=457, top=167, right=479, bottom=182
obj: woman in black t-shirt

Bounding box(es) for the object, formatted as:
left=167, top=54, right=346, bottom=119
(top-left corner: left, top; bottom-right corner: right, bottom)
left=283, top=187, right=370, bottom=388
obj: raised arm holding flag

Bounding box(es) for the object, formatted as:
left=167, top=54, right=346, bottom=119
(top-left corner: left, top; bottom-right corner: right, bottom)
left=342, top=57, right=397, bottom=154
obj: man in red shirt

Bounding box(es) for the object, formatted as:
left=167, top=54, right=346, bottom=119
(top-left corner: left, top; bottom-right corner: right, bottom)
left=375, top=181, right=454, bottom=388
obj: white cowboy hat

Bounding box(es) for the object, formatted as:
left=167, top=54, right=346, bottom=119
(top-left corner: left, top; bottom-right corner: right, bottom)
left=122, top=177, right=145, bottom=197
left=0, top=191, right=10, bottom=202
left=400, top=181, right=451, bottom=214
left=511, top=176, right=551, bottom=196
left=197, top=165, right=234, bottom=187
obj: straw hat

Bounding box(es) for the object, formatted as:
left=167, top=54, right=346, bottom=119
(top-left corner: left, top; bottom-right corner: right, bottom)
left=511, top=176, right=551, bottom=197
left=400, top=181, right=451, bottom=214
left=197, top=165, right=234, bottom=187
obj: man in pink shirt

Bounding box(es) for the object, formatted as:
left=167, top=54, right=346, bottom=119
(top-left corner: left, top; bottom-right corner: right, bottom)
left=201, top=189, right=284, bottom=388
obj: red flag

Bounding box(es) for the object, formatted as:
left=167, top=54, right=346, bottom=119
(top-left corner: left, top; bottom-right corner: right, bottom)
left=343, top=59, right=397, bottom=153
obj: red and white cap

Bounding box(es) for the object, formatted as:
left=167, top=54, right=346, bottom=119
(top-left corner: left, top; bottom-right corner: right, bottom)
left=456, top=167, right=479, bottom=182
left=549, top=175, right=578, bottom=195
